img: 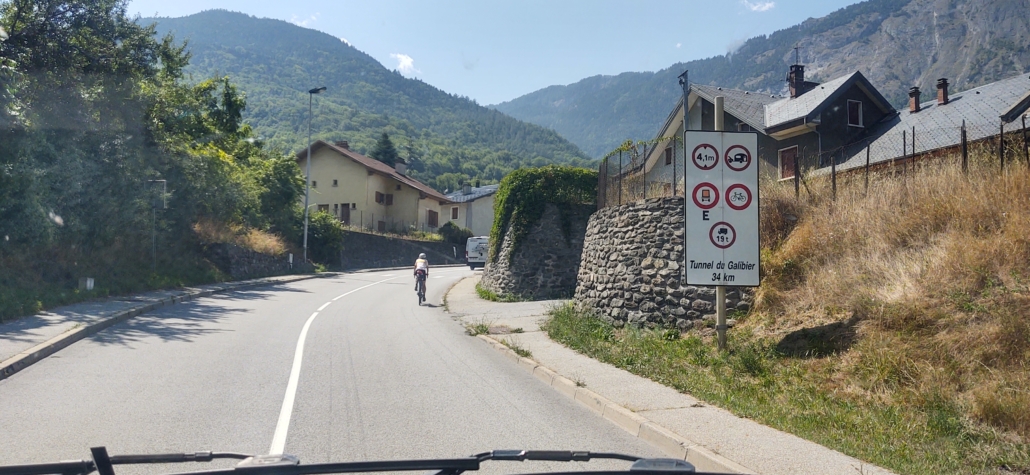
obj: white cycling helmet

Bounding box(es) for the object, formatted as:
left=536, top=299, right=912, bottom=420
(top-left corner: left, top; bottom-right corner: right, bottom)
left=419, top=253, right=427, bottom=259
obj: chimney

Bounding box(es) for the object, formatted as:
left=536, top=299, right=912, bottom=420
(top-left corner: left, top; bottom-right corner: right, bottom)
left=462, top=182, right=472, bottom=195
left=908, top=86, right=921, bottom=113
left=788, top=64, right=805, bottom=98
left=936, top=78, right=949, bottom=105
left=335, top=140, right=350, bottom=150
left=394, top=157, right=407, bottom=175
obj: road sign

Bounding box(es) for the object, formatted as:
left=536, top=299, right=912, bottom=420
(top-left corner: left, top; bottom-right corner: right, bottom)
left=684, top=131, right=760, bottom=286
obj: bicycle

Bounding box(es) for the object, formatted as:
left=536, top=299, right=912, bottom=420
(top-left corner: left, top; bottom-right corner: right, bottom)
left=415, top=269, right=427, bottom=305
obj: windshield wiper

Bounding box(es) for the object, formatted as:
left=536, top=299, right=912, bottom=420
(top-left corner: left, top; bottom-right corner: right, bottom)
left=1, top=447, right=728, bottom=475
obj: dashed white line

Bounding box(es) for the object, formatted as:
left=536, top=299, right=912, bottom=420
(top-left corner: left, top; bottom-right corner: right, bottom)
left=269, top=275, right=398, bottom=455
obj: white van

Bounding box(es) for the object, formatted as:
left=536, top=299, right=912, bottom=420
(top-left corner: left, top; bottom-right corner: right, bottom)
left=465, top=236, right=489, bottom=270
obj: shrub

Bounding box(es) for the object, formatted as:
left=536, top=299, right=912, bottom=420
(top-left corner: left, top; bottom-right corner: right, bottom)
left=439, top=221, right=473, bottom=245
left=489, top=165, right=596, bottom=262
left=306, top=211, right=344, bottom=266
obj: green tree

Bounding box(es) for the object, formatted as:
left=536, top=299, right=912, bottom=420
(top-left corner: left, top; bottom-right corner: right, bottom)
left=369, top=132, right=399, bottom=167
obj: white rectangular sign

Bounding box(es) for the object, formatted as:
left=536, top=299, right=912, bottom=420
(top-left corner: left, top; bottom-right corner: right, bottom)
left=684, top=131, right=760, bottom=287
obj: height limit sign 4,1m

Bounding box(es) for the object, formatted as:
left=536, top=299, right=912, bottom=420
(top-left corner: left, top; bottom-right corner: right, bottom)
left=684, top=131, right=760, bottom=287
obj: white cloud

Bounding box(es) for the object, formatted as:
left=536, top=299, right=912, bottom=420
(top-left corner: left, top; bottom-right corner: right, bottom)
left=676, top=43, right=682, bottom=49
left=339, top=37, right=351, bottom=46
left=0, top=26, right=8, bottom=41
left=390, top=53, right=420, bottom=76
left=290, top=12, right=320, bottom=27
left=741, top=0, right=775, bottom=12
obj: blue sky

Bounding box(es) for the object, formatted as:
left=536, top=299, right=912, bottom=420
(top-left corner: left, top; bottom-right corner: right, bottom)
left=128, top=0, right=865, bottom=105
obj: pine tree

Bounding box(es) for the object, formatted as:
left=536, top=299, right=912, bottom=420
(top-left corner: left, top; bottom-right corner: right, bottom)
left=369, top=132, right=400, bottom=167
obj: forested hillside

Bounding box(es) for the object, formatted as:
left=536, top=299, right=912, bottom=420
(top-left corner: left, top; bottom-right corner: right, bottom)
left=493, top=0, right=1030, bottom=157
left=148, top=10, right=593, bottom=192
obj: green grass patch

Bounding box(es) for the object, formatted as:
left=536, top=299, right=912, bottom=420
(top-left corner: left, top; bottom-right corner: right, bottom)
left=543, top=303, right=1030, bottom=475
left=500, top=336, right=532, bottom=358
left=475, top=283, right=525, bottom=302
left=464, top=318, right=493, bottom=336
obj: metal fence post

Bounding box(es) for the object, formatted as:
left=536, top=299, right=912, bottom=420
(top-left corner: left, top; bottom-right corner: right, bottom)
left=673, top=139, right=678, bottom=197
left=911, top=126, right=916, bottom=173
left=1000, top=120, right=1005, bottom=172
left=1017, top=113, right=1025, bottom=167
left=795, top=147, right=802, bottom=200
left=961, top=120, right=968, bottom=174
left=831, top=148, right=837, bottom=201
left=618, top=150, right=623, bottom=206
left=902, top=129, right=907, bottom=178
left=865, top=143, right=870, bottom=193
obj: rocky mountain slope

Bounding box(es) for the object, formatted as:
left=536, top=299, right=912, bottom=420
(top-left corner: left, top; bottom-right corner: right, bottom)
left=492, top=0, right=1030, bottom=158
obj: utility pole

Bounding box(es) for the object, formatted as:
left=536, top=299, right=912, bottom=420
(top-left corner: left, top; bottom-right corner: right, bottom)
left=303, top=86, right=326, bottom=263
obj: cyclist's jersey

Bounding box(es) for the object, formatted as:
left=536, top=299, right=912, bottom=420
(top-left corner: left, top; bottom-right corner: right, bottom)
left=414, top=258, right=429, bottom=272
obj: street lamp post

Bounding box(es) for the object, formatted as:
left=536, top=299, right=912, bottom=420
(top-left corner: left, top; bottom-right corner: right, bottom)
left=303, top=86, right=326, bottom=263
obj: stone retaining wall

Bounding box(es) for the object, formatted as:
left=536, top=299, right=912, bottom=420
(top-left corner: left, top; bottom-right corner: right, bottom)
left=205, top=243, right=313, bottom=279
left=338, top=230, right=463, bottom=270
left=575, top=197, right=751, bottom=329
left=480, top=203, right=594, bottom=300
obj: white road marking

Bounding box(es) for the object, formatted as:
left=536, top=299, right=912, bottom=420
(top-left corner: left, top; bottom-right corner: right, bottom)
left=381, top=274, right=395, bottom=277
left=433, top=276, right=444, bottom=279
left=317, top=302, right=331, bottom=311
left=269, top=276, right=398, bottom=455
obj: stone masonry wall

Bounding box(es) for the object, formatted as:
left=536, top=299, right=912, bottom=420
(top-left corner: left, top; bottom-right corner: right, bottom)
left=205, top=243, right=313, bottom=280
left=480, top=203, right=593, bottom=300
left=575, top=197, right=752, bottom=329
left=338, top=230, right=463, bottom=270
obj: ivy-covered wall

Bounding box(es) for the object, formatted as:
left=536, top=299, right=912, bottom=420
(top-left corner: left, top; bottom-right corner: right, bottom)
left=480, top=203, right=594, bottom=299
left=480, top=165, right=597, bottom=299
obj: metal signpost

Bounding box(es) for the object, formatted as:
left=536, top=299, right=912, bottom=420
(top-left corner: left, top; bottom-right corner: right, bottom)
left=683, top=130, right=760, bottom=350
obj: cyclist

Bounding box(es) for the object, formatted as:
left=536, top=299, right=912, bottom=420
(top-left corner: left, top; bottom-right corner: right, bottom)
left=414, top=252, right=429, bottom=292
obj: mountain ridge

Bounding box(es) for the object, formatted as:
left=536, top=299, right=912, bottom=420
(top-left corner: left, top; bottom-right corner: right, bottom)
left=146, top=10, right=593, bottom=191
left=492, top=0, right=1030, bottom=158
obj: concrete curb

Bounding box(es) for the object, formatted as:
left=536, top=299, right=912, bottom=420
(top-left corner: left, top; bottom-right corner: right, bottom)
left=475, top=334, right=754, bottom=474
left=0, top=273, right=324, bottom=382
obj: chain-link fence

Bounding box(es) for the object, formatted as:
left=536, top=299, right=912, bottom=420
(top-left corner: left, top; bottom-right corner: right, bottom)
left=598, top=138, right=684, bottom=208
left=598, top=117, right=1030, bottom=208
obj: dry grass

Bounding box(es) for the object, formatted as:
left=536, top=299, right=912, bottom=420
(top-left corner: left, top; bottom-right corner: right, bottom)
left=756, top=150, right=1030, bottom=442
left=193, top=219, right=287, bottom=256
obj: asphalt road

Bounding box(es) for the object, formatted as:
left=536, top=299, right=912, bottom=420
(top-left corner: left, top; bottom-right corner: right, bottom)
left=0, top=268, right=663, bottom=474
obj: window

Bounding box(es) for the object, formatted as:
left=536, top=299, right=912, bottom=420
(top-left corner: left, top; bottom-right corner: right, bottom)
left=664, top=147, right=673, bottom=165
left=737, top=122, right=754, bottom=132
left=333, top=203, right=339, bottom=215
left=847, top=100, right=863, bottom=127
left=385, top=194, right=394, bottom=206
left=396, top=184, right=401, bottom=190
left=312, top=180, right=317, bottom=188
left=332, top=179, right=338, bottom=187
left=427, top=210, right=439, bottom=228
left=451, top=207, right=459, bottom=220
left=317, top=204, right=329, bottom=212
left=375, top=191, right=384, bottom=204
left=778, top=146, right=798, bottom=180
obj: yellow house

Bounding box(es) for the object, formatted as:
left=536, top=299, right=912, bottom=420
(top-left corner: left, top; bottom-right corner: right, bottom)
left=295, top=140, right=451, bottom=233
left=442, top=183, right=498, bottom=237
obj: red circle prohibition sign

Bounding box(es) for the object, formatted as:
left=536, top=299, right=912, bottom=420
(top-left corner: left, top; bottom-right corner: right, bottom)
left=724, top=145, right=752, bottom=172
left=692, top=182, right=719, bottom=209
left=725, top=183, right=753, bottom=211
left=691, top=143, right=719, bottom=170
left=709, top=222, right=736, bottom=249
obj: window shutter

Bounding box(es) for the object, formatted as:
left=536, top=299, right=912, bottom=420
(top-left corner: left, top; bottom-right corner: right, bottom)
left=385, top=194, right=394, bottom=206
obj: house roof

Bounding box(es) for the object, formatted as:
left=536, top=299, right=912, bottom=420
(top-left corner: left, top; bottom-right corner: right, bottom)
left=835, top=72, right=1030, bottom=172
left=445, top=184, right=500, bottom=203
left=295, top=141, right=451, bottom=203
left=764, top=71, right=894, bottom=132
left=692, top=84, right=781, bottom=131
